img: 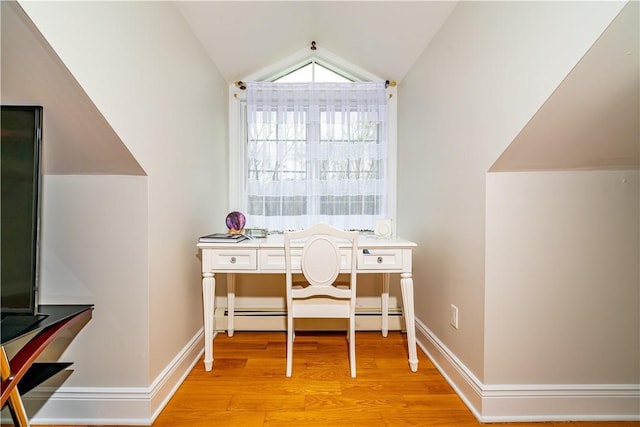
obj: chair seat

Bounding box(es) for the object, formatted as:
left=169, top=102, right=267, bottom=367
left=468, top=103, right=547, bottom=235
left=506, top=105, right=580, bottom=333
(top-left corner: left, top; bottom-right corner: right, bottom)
left=291, top=282, right=352, bottom=318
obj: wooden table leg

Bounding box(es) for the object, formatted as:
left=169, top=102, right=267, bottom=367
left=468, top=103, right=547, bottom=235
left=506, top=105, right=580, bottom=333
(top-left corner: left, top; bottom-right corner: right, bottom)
left=1, top=346, right=30, bottom=426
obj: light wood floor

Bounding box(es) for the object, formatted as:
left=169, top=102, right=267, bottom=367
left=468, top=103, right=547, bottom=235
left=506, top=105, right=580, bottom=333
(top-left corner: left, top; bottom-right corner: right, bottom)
left=25, top=331, right=640, bottom=426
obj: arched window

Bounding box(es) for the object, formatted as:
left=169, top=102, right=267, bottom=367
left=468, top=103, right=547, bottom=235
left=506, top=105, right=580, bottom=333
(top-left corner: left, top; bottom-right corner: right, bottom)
left=229, top=50, right=397, bottom=232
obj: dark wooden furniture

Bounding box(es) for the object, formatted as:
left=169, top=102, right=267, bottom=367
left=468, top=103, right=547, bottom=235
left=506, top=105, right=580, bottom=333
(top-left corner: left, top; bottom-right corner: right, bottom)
left=1, top=304, right=93, bottom=426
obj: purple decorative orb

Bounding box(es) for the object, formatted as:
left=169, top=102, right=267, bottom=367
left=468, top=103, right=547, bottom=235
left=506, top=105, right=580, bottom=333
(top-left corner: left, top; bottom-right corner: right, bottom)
left=225, top=211, right=246, bottom=232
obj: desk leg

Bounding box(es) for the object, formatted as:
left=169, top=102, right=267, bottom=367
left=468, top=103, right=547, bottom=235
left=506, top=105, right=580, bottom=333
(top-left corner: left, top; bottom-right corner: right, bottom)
left=227, top=273, right=236, bottom=337
left=400, top=272, right=419, bottom=372
left=202, top=272, right=215, bottom=371
left=381, top=273, right=389, bottom=337
left=1, top=347, right=30, bottom=426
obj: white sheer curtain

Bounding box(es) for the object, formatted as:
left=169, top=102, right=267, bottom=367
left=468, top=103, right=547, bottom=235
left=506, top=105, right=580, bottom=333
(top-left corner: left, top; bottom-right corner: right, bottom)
left=245, top=81, right=388, bottom=231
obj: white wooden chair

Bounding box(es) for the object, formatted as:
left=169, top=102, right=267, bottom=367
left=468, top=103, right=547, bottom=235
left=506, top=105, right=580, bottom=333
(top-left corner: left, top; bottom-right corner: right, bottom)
left=284, top=223, right=359, bottom=377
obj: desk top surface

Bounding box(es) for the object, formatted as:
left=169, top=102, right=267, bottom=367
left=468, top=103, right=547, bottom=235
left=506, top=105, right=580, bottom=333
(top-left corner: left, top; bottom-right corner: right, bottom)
left=198, top=233, right=417, bottom=249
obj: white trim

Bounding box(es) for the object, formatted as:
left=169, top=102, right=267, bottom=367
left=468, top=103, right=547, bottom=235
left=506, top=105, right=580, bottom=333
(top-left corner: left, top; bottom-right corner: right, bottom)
left=415, top=318, right=640, bottom=423
left=214, top=306, right=405, bottom=332
left=244, top=45, right=383, bottom=83
left=482, top=384, right=640, bottom=423
left=4, top=330, right=204, bottom=425
left=228, top=86, right=246, bottom=212
left=415, top=317, right=484, bottom=420
left=385, top=84, right=398, bottom=227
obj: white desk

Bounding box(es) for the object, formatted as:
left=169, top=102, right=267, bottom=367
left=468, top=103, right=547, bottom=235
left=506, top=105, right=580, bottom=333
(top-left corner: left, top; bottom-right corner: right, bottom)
left=198, top=234, right=418, bottom=373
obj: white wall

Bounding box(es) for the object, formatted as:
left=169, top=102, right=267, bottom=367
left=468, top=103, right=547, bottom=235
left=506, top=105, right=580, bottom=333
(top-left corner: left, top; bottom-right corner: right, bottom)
left=486, top=170, right=639, bottom=385
left=16, top=1, right=229, bottom=422
left=39, top=175, right=149, bottom=386
left=399, top=0, right=624, bottom=379
left=482, top=170, right=639, bottom=420
left=397, top=0, right=632, bottom=420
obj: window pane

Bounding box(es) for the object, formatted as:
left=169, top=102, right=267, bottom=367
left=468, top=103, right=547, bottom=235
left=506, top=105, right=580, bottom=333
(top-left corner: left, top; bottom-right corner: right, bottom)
left=314, top=63, right=351, bottom=82
left=275, top=64, right=313, bottom=83
left=245, top=81, right=387, bottom=231
left=319, top=195, right=381, bottom=216
left=248, top=196, right=307, bottom=217
left=274, top=62, right=351, bottom=83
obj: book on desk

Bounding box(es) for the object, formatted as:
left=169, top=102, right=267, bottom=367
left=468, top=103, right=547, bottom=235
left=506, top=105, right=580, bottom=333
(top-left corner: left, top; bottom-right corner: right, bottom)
left=199, top=233, right=249, bottom=243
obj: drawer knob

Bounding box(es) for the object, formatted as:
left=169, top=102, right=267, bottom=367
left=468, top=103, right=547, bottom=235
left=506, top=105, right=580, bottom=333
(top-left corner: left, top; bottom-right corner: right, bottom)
left=377, top=256, right=383, bottom=264
left=230, top=256, right=237, bottom=264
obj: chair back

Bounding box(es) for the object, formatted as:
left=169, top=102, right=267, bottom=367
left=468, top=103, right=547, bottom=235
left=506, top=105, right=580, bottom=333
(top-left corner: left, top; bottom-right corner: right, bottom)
left=284, top=223, right=358, bottom=301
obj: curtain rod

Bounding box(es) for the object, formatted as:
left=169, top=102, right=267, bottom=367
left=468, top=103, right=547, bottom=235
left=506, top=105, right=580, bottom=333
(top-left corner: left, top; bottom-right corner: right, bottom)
left=234, top=80, right=396, bottom=90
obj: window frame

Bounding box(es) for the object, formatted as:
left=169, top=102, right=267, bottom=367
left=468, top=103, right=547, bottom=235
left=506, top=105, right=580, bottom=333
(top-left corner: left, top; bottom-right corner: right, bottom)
left=228, top=48, right=397, bottom=232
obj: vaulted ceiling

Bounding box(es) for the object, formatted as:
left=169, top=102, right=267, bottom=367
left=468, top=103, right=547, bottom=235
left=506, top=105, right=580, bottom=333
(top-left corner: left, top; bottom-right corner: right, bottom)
left=1, top=0, right=145, bottom=175
left=1, top=1, right=456, bottom=174
left=176, top=1, right=457, bottom=83
left=1, top=1, right=637, bottom=176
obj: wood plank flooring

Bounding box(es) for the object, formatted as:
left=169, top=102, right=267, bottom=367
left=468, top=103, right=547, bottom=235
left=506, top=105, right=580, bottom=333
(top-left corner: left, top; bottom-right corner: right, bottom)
left=20, top=331, right=640, bottom=426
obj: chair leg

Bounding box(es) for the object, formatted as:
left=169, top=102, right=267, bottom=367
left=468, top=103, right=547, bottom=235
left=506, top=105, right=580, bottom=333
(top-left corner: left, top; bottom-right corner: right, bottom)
left=286, top=316, right=293, bottom=377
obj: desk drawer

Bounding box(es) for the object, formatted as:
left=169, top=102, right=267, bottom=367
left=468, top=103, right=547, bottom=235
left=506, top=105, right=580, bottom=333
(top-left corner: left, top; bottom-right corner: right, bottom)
left=357, top=249, right=403, bottom=270
left=260, top=249, right=353, bottom=271
left=206, top=249, right=257, bottom=270
left=260, top=249, right=296, bottom=270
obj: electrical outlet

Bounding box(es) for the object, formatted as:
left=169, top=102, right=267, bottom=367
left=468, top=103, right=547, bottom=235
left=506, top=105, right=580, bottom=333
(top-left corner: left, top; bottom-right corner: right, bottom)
left=450, top=304, right=459, bottom=329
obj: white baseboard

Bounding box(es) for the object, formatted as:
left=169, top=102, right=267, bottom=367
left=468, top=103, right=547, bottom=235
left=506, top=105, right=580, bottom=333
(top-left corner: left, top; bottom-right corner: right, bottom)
left=215, top=307, right=406, bottom=332
left=2, top=329, right=205, bottom=426
left=415, top=319, right=640, bottom=423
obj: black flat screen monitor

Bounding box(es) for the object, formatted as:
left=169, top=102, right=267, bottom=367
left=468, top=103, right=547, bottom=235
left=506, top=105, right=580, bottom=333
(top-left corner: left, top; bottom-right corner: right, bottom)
left=1, top=105, right=43, bottom=316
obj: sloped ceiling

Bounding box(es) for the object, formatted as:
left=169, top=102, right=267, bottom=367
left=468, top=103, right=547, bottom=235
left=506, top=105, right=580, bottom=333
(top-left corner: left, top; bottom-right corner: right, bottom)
left=0, top=1, right=145, bottom=176
left=2, top=0, right=455, bottom=176
left=176, top=1, right=457, bottom=83
left=490, top=0, right=639, bottom=172
left=3, top=0, right=636, bottom=176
